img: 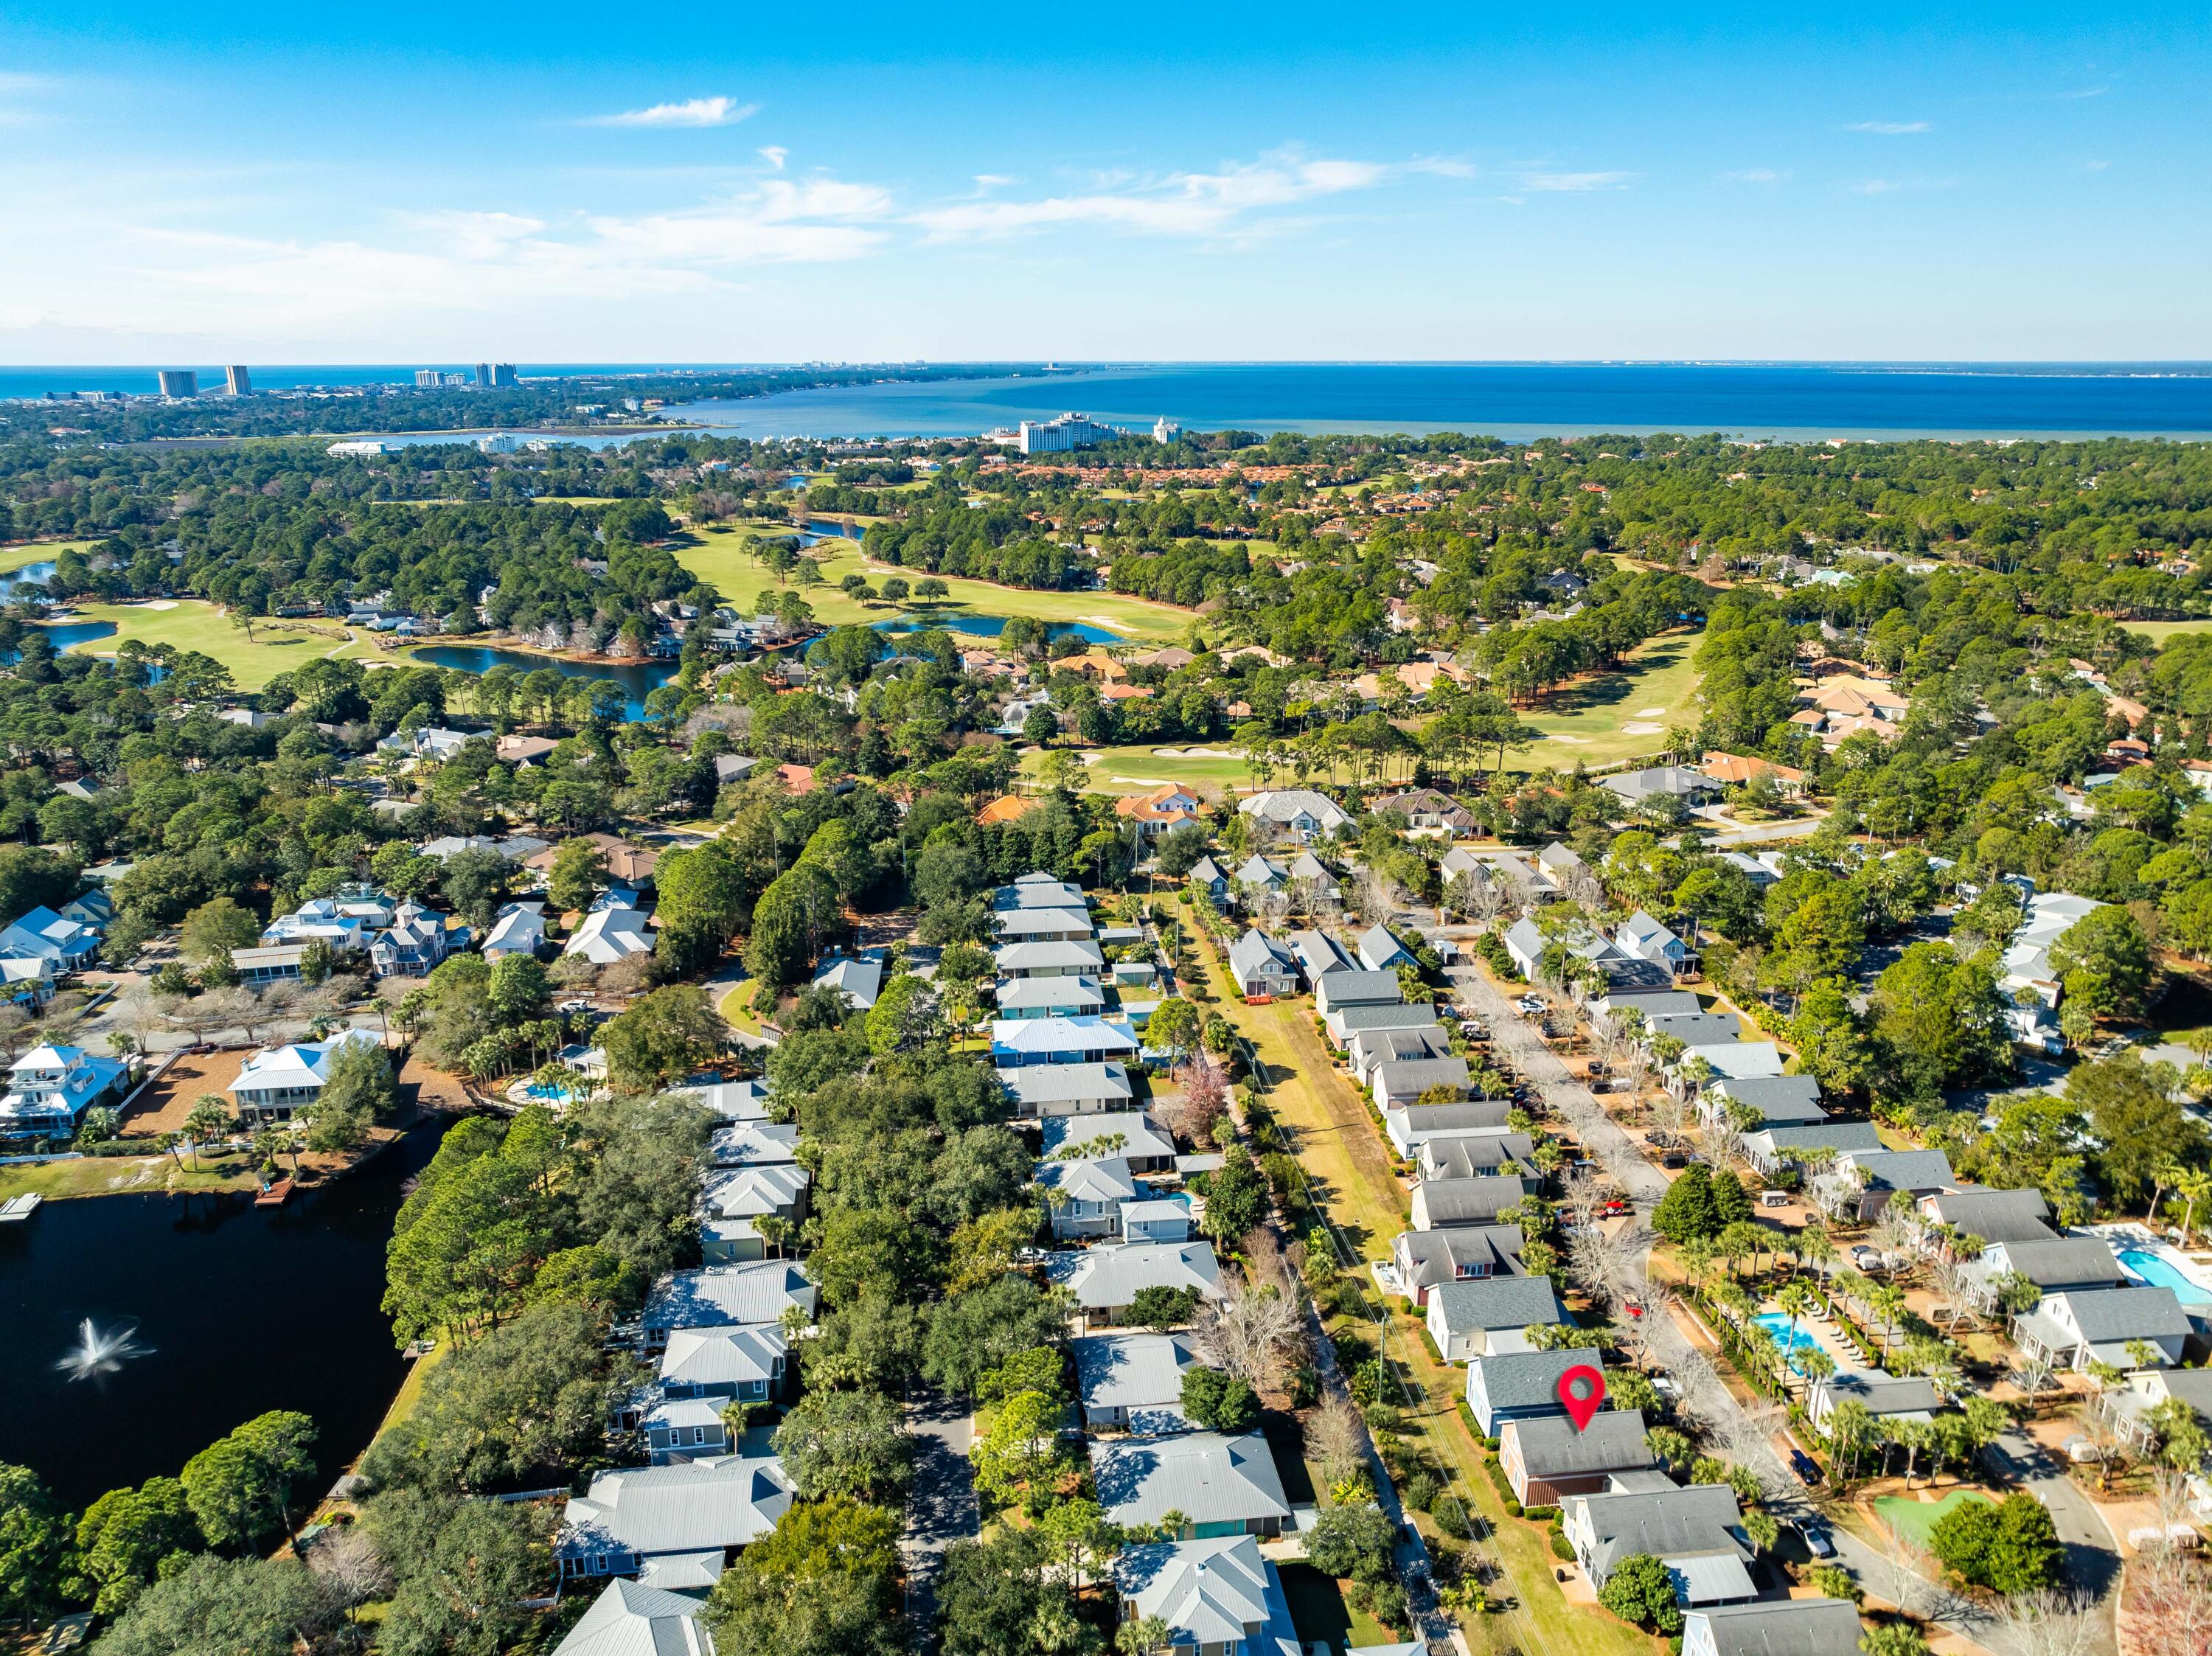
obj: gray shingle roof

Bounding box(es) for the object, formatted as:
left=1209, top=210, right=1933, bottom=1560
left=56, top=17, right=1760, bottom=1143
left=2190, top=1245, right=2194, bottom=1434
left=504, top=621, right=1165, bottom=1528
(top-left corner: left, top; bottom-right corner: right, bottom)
left=1507, top=1408, right=1655, bottom=1478
left=1428, top=1274, right=1568, bottom=1332
left=1924, top=1188, right=2054, bottom=1245
left=1470, top=1348, right=1607, bottom=1413
left=1990, top=1238, right=2123, bottom=1290
left=559, top=1454, right=796, bottom=1562
left=1045, top=1240, right=1223, bottom=1310
left=1000, top=1062, right=1135, bottom=1109
left=1708, top=1074, right=1826, bottom=1123
left=1812, top=1373, right=1944, bottom=1417
left=1327, top=1002, right=1442, bottom=1037
left=1373, top=1056, right=1471, bottom=1103
left=1092, top=1430, right=1292, bottom=1528
left=1316, top=967, right=1402, bottom=1010
left=1042, top=1110, right=1175, bottom=1163
left=1229, top=929, right=1295, bottom=982
left=1394, top=1224, right=1524, bottom=1291
left=1687, top=1599, right=1865, bottom=1656
left=1414, top=1175, right=1534, bottom=1226
left=1747, top=1122, right=1882, bottom=1158
left=1420, top=1134, right=1536, bottom=1179
left=1573, top=1481, right=1746, bottom=1579
left=1843, top=1149, right=1955, bottom=1192
left=2051, top=1286, right=2192, bottom=1341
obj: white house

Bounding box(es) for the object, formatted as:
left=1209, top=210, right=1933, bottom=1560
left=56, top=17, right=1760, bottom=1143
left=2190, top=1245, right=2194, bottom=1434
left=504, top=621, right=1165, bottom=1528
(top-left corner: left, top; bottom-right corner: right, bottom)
left=0, top=1044, right=130, bottom=1139
left=549, top=1581, right=715, bottom=1656
left=1072, top=1331, right=1200, bottom=1434
left=2013, top=1287, right=2193, bottom=1371
left=1110, top=1537, right=1304, bottom=1656
left=998, top=1060, right=1136, bottom=1118
left=480, top=902, right=546, bottom=961
left=1683, top=1601, right=1863, bottom=1656
left=557, top=1455, right=796, bottom=1589
left=566, top=905, right=655, bottom=964
left=228, top=1029, right=383, bottom=1124
left=1237, top=790, right=1352, bottom=843
left=1424, top=1276, right=1568, bottom=1363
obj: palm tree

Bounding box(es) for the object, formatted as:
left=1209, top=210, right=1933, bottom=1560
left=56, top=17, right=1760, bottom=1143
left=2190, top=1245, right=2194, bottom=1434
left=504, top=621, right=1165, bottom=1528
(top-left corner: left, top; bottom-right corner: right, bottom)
left=1775, top=1281, right=1820, bottom=1384
left=181, top=1096, right=229, bottom=1170
left=2175, top=1166, right=2212, bottom=1249
left=1867, top=1281, right=1909, bottom=1363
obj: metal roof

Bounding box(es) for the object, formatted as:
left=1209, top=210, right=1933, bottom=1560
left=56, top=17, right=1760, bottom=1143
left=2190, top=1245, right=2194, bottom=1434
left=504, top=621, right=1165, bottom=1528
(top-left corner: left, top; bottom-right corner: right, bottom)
left=1092, top=1430, right=1292, bottom=1528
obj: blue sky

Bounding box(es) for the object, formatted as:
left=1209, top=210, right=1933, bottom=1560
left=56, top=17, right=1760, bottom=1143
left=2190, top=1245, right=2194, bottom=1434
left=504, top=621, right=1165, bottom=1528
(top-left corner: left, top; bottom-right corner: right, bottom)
left=1, top=2, right=2205, bottom=362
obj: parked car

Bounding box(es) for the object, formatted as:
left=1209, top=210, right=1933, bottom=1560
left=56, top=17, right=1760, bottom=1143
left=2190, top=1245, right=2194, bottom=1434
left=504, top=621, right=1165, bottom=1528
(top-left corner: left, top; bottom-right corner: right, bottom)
left=1789, top=1450, right=1823, bottom=1487
left=1850, top=1245, right=1885, bottom=1272
left=1599, top=1199, right=1632, bottom=1217
left=1796, top=1520, right=1835, bottom=1559
left=1760, top=1189, right=1791, bottom=1208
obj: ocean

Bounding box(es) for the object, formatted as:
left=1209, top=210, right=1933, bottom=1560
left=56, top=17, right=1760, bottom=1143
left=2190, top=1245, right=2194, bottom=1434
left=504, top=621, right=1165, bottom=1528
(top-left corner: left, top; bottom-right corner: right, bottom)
left=659, top=362, right=2212, bottom=443
left=7, top=361, right=2212, bottom=442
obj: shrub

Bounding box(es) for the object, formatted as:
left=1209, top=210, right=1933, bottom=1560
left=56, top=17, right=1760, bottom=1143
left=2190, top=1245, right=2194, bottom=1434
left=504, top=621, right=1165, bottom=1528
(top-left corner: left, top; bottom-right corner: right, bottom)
left=1305, top=1502, right=1396, bottom=1584
left=1431, top=1492, right=1477, bottom=1540
left=1402, top=1471, right=1441, bottom=1513
left=1504, top=1499, right=1523, bottom=1518
left=1549, top=1528, right=1576, bottom=1562
left=1930, top=1492, right=2062, bottom=1596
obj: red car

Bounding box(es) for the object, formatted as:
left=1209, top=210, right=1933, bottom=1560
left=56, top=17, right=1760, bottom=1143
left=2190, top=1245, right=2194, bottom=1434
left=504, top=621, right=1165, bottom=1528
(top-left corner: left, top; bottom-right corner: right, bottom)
left=1599, top=1199, right=1632, bottom=1217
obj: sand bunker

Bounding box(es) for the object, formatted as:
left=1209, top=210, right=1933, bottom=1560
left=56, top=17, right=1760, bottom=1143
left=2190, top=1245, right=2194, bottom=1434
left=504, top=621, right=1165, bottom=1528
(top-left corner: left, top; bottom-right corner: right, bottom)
left=143, top=600, right=178, bottom=610
left=1545, top=734, right=1592, bottom=745
left=1635, top=706, right=1667, bottom=716
left=1079, top=616, right=1127, bottom=630
left=1621, top=722, right=1664, bottom=735
left=1152, top=746, right=1239, bottom=759
left=1111, top=776, right=1178, bottom=787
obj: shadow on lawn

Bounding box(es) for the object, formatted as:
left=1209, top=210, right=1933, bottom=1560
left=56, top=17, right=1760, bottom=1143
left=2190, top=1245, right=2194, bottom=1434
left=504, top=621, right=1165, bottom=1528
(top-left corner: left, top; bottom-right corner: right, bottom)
left=1529, top=641, right=1691, bottom=719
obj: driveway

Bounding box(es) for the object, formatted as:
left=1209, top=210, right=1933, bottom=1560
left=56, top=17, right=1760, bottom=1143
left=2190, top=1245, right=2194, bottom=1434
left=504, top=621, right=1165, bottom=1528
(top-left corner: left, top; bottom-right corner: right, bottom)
left=902, top=1386, right=978, bottom=1643
left=1447, top=965, right=2069, bottom=1655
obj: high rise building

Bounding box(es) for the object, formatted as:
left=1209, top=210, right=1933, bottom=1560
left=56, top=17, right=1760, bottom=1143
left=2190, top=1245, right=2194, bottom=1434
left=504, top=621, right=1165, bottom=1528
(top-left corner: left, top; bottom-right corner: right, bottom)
left=473, top=363, right=492, bottom=389
left=224, top=365, right=253, bottom=397
left=1152, top=417, right=1181, bottom=445
left=156, top=369, right=199, bottom=398
left=1015, top=411, right=1118, bottom=456
left=415, top=369, right=442, bottom=389
left=491, top=363, right=518, bottom=387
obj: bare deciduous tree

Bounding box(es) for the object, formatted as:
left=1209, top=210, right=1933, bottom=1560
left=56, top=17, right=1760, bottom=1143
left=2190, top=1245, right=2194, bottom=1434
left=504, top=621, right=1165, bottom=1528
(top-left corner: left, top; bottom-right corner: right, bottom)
left=306, top=1523, right=394, bottom=1607
left=1304, top=1394, right=1368, bottom=1491
left=1194, top=1278, right=1307, bottom=1394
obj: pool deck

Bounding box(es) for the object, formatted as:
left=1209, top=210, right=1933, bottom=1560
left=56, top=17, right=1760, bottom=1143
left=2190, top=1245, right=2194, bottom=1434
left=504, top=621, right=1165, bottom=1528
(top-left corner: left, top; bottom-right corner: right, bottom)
left=2086, top=1223, right=2212, bottom=1304
left=1757, top=1298, right=1874, bottom=1380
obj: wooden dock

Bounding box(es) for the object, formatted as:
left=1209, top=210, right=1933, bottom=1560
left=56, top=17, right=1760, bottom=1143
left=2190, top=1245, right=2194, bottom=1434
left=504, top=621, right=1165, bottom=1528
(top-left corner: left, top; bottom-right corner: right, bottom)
left=253, top=1179, right=293, bottom=1208
left=0, top=1192, right=42, bottom=1222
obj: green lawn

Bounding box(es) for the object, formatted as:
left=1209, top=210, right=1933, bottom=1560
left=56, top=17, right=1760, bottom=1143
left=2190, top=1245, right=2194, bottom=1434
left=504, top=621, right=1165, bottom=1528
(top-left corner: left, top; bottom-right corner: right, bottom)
left=1511, top=632, right=1704, bottom=770
left=1021, top=744, right=1256, bottom=798
left=0, top=540, right=98, bottom=572
left=0, top=1147, right=257, bottom=1202
left=53, top=600, right=368, bottom=688
left=670, top=524, right=1195, bottom=641
left=2121, top=619, right=2212, bottom=644
left=1275, top=1562, right=1398, bottom=1650
left=1871, top=1489, right=1992, bottom=1547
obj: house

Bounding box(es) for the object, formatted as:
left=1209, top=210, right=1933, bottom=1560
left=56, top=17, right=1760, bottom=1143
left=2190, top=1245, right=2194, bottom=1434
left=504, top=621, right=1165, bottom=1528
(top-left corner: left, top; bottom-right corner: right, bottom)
left=1347, top=1025, right=1451, bottom=1085
left=1423, top=1274, right=1568, bottom=1362
left=1044, top=1240, right=1225, bottom=1327
left=549, top=1579, right=715, bottom=1656
left=698, top=1163, right=811, bottom=1262
left=1037, top=1155, right=1147, bottom=1238
left=1799, top=675, right=1910, bottom=724
left=1713, top=850, right=1782, bottom=888
left=1678, top=1041, right=1785, bottom=1084
left=1683, top=1599, right=1864, bottom=1656
left=1703, top=1075, right=1826, bottom=1129
left=1500, top=919, right=1548, bottom=980
left=1535, top=842, right=1590, bottom=894
left=1112, top=1537, right=1304, bottom=1656
left=262, top=892, right=391, bottom=953
left=1742, top=1121, right=1882, bottom=1179
left=1042, top=1110, right=1178, bottom=1172
left=673, top=1080, right=771, bottom=1124
left=1316, top=969, right=1401, bottom=1016
left=999, top=1060, right=1136, bottom=1119
left=1599, top=767, right=1723, bottom=809
left=1228, top=930, right=1298, bottom=1000
left=1966, top=1237, right=2125, bottom=1309
left=1500, top=1410, right=1655, bottom=1504
left=1829, top=1148, right=1955, bottom=1219
left=1186, top=856, right=1231, bottom=907
left=1284, top=852, right=1343, bottom=905
left=641, top=1262, right=818, bottom=1349
left=1594, top=986, right=1702, bottom=1022
left=495, top=734, right=562, bottom=765
left=1231, top=855, right=1287, bottom=905
left=1356, top=923, right=1416, bottom=974
left=812, top=952, right=886, bottom=1012
left=992, top=906, right=1093, bottom=942
left=2013, top=1287, right=2192, bottom=1371
left=992, top=1016, right=1141, bottom=1068
left=0, top=1044, right=131, bottom=1138
left=1411, top=1174, right=1535, bottom=1234
left=0, top=906, right=102, bottom=971
left=1323, top=1001, right=1441, bottom=1050
left=1698, top=752, right=1808, bottom=797
left=378, top=726, right=475, bottom=762
left=1092, top=1430, right=1292, bottom=1538
left=1073, top=1331, right=1200, bottom=1433
left=368, top=900, right=451, bottom=976
left=708, top=1121, right=800, bottom=1167
left=998, top=873, right=1086, bottom=910
left=1382, top=1099, right=1514, bottom=1158
left=1805, top=1374, right=1944, bottom=1433
left=712, top=754, right=759, bottom=786
left=1920, top=1187, right=2056, bottom=1248
left=1562, top=1482, right=1755, bottom=1605
left=638, top=1398, right=737, bottom=1464
left=1646, top=1012, right=1747, bottom=1049
left=1372, top=1056, right=1471, bottom=1113
left=1116, top=784, right=1203, bottom=839
left=975, top=793, right=1037, bottom=828
left=2099, top=1368, right=2212, bottom=1453
left=566, top=905, right=654, bottom=964
left=995, top=938, right=1107, bottom=979
left=1286, top=930, right=1352, bottom=987
left=1392, top=1225, right=1525, bottom=1308
left=418, top=832, right=551, bottom=861
left=1618, top=911, right=1693, bottom=978
left=230, top=944, right=310, bottom=987
left=525, top=833, right=660, bottom=889
left=1122, top=1194, right=1194, bottom=1244
left=557, top=1454, right=796, bottom=1587
left=1237, top=790, right=1352, bottom=843
left=1466, top=1349, right=1608, bottom=1437
left=656, top=1325, right=790, bottom=1403
left=59, top=888, right=115, bottom=930
left=1420, top=1133, right=1536, bottom=1181
left=481, top=902, right=547, bottom=961
left=227, top=1030, right=381, bottom=1124
left=2000, top=891, right=2108, bottom=1048
left=1371, top=787, right=1478, bottom=834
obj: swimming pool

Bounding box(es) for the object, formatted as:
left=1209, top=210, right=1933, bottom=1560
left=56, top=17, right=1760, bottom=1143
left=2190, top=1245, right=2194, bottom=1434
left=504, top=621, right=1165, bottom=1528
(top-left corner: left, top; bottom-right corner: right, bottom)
left=2116, top=1248, right=2212, bottom=1306
left=1753, top=1312, right=1823, bottom=1372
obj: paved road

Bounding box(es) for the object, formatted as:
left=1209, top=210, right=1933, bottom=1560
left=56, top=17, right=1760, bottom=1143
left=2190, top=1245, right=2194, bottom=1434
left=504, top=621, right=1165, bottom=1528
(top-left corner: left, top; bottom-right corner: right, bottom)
left=902, top=1386, right=978, bottom=1644
left=1447, top=964, right=2049, bottom=1655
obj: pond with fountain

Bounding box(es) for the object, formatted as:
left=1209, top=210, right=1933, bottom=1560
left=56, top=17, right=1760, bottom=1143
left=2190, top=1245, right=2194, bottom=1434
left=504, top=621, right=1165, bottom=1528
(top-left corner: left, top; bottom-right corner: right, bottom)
left=0, top=1124, right=437, bottom=1511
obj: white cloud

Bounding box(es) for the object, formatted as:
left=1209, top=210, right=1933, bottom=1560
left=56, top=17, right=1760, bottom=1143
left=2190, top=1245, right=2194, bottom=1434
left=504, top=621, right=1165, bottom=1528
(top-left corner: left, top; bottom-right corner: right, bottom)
left=757, top=146, right=787, bottom=171
left=2055, top=86, right=2110, bottom=100
left=2081, top=159, right=2111, bottom=172
left=592, top=96, right=758, bottom=128
left=1520, top=170, right=1635, bottom=192
left=911, top=151, right=1447, bottom=240
left=394, top=210, right=549, bottom=260
left=1846, top=121, right=1930, bottom=134
left=1719, top=167, right=1786, bottom=184
left=973, top=174, right=1014, bottom=189
left=1849, top=178, right=1900, bottom=194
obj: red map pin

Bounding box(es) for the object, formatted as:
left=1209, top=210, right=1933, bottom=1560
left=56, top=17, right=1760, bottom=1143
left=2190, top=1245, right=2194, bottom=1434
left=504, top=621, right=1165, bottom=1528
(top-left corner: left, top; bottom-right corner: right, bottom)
left=1557, top=1363, right=1606, bottom=1431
